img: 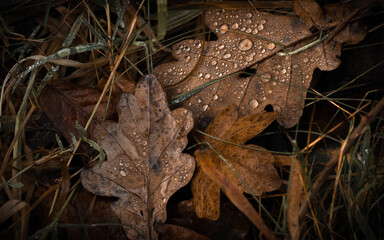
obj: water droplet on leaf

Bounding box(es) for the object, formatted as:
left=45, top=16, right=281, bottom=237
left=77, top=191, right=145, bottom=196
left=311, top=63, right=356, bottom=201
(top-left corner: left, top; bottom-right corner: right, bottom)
left=219, top=24, right=229, bottom=34
left=238, top=39, right=253, bottom=51
left=249, top=99, right=259, bottom=108
left=266, top=43, right=275, bottom=50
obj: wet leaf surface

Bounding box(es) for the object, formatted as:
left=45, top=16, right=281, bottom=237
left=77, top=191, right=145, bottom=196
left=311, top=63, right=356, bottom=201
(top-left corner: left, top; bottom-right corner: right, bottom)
left=154, top=4, right=366, bottom=128
left=81, top=75, right=195, bottom=239
left=192, top=105, right=281, bottom=220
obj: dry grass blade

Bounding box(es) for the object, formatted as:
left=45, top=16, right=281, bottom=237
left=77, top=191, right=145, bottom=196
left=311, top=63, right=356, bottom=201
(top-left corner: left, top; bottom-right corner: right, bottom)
left=195, top=149, right=277, bottom=240
left=299, top=96, right=384, bottom=221
left=0, top=200, right=29, bottom=224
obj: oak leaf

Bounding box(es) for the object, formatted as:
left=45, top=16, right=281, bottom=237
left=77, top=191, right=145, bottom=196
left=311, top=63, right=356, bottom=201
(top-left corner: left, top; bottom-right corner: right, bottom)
left=191, top=105, right=281, bottom=220
left=81, top=75, right=195, bottom=240
left=154, top=5, right=366, bottom=128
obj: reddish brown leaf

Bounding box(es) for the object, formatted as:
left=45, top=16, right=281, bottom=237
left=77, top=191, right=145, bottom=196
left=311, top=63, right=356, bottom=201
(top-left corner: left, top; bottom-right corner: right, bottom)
left=41, top=82, right=118, bottom=142
left=154, top=6, right=366, bottom=128
left=194, top=150, right=276, bottom=240
left=292, top=0, right=325, bottom=28
left=81, top=75, right=195, bottom=240
left=192, top=105, right=281, bottom=220
left=168, top=199, right=250, bottom=239
left=157, top=224, right=210, bottom=240
left=33, top=187, right=126, bottom=240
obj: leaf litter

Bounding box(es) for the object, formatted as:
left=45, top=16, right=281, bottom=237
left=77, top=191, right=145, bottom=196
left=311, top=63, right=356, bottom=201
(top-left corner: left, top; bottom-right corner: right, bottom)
left=1, top=0, right=377, bottom=239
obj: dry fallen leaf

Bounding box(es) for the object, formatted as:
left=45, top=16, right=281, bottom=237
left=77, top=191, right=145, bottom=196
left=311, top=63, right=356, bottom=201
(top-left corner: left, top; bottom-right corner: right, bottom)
left=40, top=75, right=135, bottom=142
left=287, top=156, right=304, bottom=240
left=194, top=149, right=276, bottom=240
left=154, top=4, right=366, bottom=128
left=157, top=224, right=210, bottom=240
left=81, top=75, right=195, bottom=240
left=191, top=105, right=281, bottom=220
left=167, top=199, right=250, bottom=239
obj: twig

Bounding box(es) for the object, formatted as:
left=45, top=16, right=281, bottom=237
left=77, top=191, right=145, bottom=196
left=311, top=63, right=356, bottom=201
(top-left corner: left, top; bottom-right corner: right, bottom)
left=299, top=96, right=384, bottom=221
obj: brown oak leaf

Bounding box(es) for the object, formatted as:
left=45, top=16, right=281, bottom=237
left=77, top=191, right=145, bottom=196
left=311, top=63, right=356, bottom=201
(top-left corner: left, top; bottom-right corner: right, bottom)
left=191, top=105, right=281, bottom=220
left=81, top=75, right=195, bottom=240
left=154, top=5, right=366, bottom=128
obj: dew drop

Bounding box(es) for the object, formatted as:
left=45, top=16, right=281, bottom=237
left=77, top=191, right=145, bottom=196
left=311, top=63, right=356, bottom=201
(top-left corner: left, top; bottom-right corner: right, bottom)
left=249, top=99, right=259, bottom=108
left=198, top=72, right=203, bottom=77
left=257, top=24, right=264, bottom=31
left=196, top=42, right=202, bottom=48
left=224, top=53, right=231, bottom=58
left=120, top=170, right=127, bottom=176
left=184, top=56, right=191, bottom=62
left=197, top=99, right=202, bottom=103
left=303, top=58, right=309, bottom=63
left=261, top=73, right=271, bottom=82
left=202, top=104, right=208, bottom=111
left=219, top=24, right=229, bottom=34
left=211, top=60, right=217, bottom=65
left=213, top=95, right=219, bottom=100
left=266, top=43, right=275, bottom=50
left=260, top=20, right=266, bottom=24
left=232, top=23, right=239, bottom=29
left=218, top=44, right=225, bottom=50
left=175, top=48, right=181, bottom=55
left=246, top=19, right=252, bottom=24
left=260, top=49, right=266, bottom=53
left=213, top=21, right=218, bottom=26
left=252, top=29, right=258, bottom=34
left=240, top=27, right=246, bottom=31
left=205, top=73, right=211, bottom=79
left=246, top=12, right=252, bottom=18
left=246, top=28, right=252, bottom=33
left=238, top=39, right=253, bottom=51
left=245, top=55, right=253, bottom=62
left=281, top=69, right=287, bottom=74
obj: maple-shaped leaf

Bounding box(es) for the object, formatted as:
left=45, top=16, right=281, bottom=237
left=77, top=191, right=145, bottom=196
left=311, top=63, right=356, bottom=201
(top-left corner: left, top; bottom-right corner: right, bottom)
left=191, top=105, right=281, bottom=220
left=154, top=4, right=366, bottom=128
left=81, top=75, right=195, bottom=240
